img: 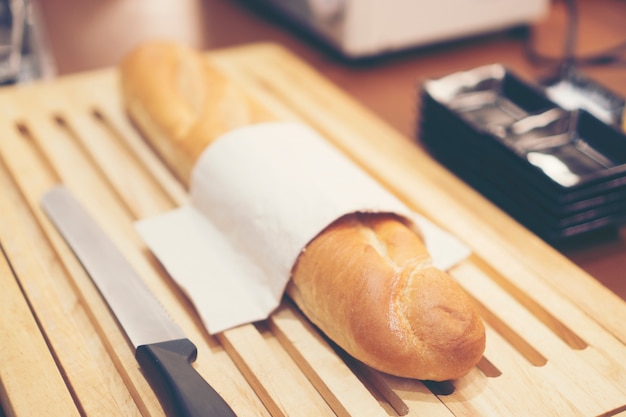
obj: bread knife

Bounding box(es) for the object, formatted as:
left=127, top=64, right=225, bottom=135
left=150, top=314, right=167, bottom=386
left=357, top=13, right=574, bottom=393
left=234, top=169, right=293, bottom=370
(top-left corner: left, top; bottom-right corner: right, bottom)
left=40, top=185, right=237, bottom=417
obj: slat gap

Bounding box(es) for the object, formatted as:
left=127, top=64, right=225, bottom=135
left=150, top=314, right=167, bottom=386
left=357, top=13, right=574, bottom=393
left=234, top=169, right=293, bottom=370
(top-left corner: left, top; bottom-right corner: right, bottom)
left=470, top=254, right=588, bottom=350
left=50, top=113, right=139, bottom=220
left=0, top=161, right=89, bottom=417
left=13, top=121, right=61, bottom=183
left=89, top=106, right=188, bottom=207
left=474, top=356, right=502, bottom=378
left=470, top=295, right=548, bottom=367
left=89, top=107, right=181, bottom=209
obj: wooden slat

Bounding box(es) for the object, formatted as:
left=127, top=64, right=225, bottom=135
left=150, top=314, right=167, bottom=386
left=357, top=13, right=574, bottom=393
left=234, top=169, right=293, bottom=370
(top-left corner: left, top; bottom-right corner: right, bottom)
left=0, top=256, right=79, bottom=417
left=61, top=70, right=190, bottom=206
left=0, top=186, right=80, bottom=417
left=0, top=150, right=142, bottom=417
left=454, top=261, right=626, bottom=415
left=217, top=325, right=336, bottom=417
left=0, top=95, right=169, bottom=417
left=268, top=303, right=390, bottom=417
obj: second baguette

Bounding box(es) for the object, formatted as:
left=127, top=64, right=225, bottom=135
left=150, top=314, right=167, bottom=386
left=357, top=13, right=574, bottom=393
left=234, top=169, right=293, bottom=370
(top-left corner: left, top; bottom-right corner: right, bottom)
left=119, top=40, right=274, bottom=184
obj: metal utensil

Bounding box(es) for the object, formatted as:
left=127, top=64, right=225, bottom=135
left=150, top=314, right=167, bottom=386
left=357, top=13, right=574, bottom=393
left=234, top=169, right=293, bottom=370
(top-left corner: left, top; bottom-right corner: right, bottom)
left=41, top=185, right=237, bottom=417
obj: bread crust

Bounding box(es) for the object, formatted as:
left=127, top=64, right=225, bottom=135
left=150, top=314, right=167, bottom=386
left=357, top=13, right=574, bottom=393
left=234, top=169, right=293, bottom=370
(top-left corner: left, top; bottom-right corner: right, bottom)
left=119, top=40, right=485, bottom=381
left=288, top=213, right=485, bottom=380
left=119, top=40, right=272, bottom=184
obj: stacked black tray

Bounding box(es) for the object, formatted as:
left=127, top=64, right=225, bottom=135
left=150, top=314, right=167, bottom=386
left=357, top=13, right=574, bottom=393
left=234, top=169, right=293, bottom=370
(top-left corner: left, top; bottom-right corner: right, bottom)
left=419, top=64, right=626, bottom=244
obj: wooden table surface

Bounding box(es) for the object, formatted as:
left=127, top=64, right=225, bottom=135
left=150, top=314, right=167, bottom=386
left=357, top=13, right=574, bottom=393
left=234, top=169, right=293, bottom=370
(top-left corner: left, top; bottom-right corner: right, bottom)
left=35, top=0, right=626, bottom=300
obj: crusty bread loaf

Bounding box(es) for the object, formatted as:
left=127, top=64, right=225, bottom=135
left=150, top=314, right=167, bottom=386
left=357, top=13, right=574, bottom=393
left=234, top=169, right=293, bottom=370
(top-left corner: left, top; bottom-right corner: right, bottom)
left=289, top=213, right=485, bottom=380
left=119, top=40, right=485, bottom=381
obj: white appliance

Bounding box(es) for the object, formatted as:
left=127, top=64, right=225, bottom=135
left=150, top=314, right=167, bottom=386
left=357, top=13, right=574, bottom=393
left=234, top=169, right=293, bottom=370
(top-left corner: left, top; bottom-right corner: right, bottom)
left=254, top=0, right=550, bottom=58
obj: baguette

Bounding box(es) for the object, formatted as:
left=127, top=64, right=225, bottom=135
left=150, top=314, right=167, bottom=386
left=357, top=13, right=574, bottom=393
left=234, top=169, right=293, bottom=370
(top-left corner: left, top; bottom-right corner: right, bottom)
left=119, top=40, right=275, bottom=184
left=119, top=40, right=485, bottom=381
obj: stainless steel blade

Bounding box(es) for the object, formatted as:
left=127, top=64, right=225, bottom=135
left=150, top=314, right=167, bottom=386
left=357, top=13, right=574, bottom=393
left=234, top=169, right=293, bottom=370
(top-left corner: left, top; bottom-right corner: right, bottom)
left=41, top=185, right=185, bottom=348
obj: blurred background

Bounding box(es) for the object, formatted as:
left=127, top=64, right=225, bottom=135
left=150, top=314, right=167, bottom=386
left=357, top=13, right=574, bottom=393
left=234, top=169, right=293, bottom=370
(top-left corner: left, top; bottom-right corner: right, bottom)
left=2, top=0, right=624, bottom=298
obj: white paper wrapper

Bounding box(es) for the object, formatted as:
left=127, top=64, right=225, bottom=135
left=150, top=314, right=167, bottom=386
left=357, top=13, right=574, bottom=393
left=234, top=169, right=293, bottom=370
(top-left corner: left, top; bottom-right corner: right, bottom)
left=136, top=122, right=470, bottom=334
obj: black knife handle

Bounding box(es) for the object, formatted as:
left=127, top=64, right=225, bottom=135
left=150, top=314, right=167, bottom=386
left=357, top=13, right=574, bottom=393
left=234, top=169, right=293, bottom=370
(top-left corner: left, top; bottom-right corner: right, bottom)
left=136, top=338, right=237, bottom=417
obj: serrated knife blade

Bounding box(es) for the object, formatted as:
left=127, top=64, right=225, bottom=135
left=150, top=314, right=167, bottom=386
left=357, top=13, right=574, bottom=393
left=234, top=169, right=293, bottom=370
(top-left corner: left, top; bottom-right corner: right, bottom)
left=41, top=185, right=237, bottom=417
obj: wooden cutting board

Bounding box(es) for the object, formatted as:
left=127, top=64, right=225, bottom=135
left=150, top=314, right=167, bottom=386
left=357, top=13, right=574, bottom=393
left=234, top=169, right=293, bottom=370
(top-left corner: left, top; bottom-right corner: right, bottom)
left=1, top=42, right=626, bottom=417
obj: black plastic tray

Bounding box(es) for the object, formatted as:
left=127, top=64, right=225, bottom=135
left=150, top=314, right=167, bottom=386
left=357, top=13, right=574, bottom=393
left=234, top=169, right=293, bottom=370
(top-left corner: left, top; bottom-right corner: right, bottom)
left=418, top=64, right=626, bottom=243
